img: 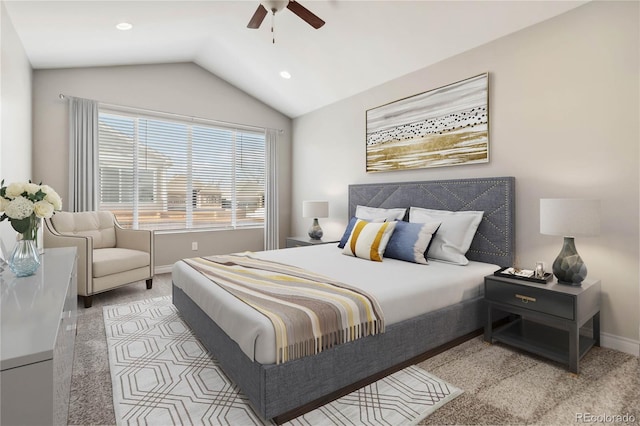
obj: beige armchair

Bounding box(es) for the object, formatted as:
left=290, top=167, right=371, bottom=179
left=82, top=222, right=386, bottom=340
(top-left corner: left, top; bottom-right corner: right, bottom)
left=44, top=211, right=154, bottom=308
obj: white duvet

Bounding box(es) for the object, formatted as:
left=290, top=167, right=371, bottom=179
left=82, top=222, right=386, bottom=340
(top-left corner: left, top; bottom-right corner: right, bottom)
left=172, top=244, right=498, bottom=364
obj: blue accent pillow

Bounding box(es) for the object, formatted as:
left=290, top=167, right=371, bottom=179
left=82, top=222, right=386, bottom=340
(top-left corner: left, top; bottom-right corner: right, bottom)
left=384, top=220, right=441, bottom=264
left=337, top=217, right=359, bottom=248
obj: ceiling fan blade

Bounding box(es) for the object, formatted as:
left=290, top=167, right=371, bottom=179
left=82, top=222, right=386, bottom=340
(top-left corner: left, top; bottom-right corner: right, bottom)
left=286, top=1, right=325, bottom=29
left=247, top=4, right=268, bottom=29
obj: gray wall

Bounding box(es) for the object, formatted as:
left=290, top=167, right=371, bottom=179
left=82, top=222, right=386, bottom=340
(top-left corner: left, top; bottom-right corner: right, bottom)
left=32, top=63, right=292, bottom=268
left=291, top=2, right=640, bottom=350
left=0, top=1, right=33, bottom=253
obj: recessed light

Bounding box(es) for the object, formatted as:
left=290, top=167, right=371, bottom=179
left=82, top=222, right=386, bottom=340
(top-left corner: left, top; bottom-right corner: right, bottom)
left=280, top=70, right=291, bottom=79
left=116, top=22, right=133, bottom=31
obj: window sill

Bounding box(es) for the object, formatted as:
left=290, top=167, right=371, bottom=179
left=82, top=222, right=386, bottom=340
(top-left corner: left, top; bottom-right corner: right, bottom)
left=154, top=226, right=264, bottom=235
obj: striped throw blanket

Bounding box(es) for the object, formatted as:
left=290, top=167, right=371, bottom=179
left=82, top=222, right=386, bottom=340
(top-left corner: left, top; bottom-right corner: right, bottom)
left=183, top=253, right=385, bottom=364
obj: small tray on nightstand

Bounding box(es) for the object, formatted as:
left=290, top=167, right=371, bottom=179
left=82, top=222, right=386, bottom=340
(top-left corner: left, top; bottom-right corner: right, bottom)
left=494, top=267, right=553, bottom=284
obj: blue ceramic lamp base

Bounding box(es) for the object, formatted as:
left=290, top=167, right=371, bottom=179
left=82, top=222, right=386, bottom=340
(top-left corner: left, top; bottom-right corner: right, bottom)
left=552, top=236, right=587, bottom=286
left=308, top=218, right=323, bottom=240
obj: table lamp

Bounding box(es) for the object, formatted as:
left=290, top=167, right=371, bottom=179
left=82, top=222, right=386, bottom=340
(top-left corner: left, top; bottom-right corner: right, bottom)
left=540, top=198, right=600, bottom=285
left=302, top=200, right=328, bottom=240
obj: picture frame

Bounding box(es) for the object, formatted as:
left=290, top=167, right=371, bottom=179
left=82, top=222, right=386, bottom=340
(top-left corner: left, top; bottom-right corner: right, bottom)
left=366, top=73, right=489, bottom=173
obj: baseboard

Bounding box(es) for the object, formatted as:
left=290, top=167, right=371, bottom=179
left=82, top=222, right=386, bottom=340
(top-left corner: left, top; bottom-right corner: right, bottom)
left=600, top=331, right=640, bottom=357
left=154, top=265, right=173, bottom=275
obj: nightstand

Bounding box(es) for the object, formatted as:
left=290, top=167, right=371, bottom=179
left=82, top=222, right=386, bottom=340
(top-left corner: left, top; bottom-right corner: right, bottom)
left=484, top=274, right=601, bottom=374
left=285, top=237, right=338, bottom=248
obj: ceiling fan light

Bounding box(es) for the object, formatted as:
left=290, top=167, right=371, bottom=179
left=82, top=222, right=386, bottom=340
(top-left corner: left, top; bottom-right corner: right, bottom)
left=261, top=0, right=288, bottom=13
left=116, top=22, right=133, bottom=31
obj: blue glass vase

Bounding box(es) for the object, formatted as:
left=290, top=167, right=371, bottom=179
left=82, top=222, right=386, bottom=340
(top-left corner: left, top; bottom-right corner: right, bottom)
left=9, top=239, right=41, bottom=277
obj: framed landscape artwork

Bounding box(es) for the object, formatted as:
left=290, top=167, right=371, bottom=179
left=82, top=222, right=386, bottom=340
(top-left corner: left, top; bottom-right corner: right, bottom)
left=366, top=73, right=489, bottom=172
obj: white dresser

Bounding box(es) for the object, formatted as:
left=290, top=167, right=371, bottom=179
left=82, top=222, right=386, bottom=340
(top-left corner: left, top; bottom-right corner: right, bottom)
left=1, top=247, right=77, bottom=426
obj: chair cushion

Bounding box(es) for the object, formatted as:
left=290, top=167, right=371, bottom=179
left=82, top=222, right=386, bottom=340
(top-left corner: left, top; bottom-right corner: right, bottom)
left=93, top=248, right=150, bottom=278
left=51, top=211, right=117, bottom=249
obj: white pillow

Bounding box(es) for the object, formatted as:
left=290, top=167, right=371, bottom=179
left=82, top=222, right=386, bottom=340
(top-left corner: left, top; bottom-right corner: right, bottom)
left=355, top=205, right=406, bottom=221
left=342, top=219, right=397, bottom=262
left=409, top=207, right=483, bottom=265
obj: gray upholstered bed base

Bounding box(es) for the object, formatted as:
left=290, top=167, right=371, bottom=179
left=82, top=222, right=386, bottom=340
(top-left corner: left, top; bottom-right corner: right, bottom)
left=172, top=176, right=516, bottom=421
left=173, top=284, right=485, bottom=420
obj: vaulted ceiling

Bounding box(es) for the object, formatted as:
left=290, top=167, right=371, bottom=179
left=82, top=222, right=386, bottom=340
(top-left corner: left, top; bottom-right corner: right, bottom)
left=4, top=1, right=586, bottom=118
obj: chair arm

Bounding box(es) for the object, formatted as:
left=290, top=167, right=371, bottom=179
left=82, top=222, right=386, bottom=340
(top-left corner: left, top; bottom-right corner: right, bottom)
left=43, top=218, right=93, bottom=296
left=114, top=221, right=154, bottom=272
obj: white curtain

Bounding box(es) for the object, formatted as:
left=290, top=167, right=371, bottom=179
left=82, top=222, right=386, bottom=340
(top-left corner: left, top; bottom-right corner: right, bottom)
left=68, top=97, right=99, bottom=212
left=264, top=128, right=279, bottom=250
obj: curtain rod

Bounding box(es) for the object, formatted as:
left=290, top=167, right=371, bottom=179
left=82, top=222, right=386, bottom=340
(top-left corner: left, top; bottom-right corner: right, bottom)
left=58, top=93, right=284, bottom=134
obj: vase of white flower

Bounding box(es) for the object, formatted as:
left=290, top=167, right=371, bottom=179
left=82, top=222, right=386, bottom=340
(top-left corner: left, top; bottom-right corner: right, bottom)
left=0, top=180, right=62, bottom=277
left=9, top=237, right=40, bottom=277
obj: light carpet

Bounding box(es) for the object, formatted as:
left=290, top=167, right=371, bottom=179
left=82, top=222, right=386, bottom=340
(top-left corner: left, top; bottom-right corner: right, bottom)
left=104, top=297, right=462, bottom=426
left=417, top=334, right=640, bottom=425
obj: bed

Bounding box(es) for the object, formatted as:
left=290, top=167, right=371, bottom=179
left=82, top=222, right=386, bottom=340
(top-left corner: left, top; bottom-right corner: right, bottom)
left=172, top=176, right=515, bottom=422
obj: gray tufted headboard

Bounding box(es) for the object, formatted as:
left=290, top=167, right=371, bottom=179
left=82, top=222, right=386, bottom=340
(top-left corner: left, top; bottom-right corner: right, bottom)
left=348, top=176, right=515, bottom=267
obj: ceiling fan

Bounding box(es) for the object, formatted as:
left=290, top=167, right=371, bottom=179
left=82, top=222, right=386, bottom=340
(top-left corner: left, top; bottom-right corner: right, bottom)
left=247, top=0, right=325, bottom=30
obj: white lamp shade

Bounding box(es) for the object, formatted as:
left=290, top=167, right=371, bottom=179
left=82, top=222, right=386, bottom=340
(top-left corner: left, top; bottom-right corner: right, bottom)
left=302, top=200, right=328, bottom=218
left=540, top=198, right=600, bottom=237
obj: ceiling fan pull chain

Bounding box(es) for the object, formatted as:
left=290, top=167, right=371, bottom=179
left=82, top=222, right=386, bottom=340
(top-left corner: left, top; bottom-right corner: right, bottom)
left=271, top=11, right=276, bottom=44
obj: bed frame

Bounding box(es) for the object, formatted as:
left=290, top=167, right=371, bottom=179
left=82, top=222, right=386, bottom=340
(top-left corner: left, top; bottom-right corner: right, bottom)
left=173, top=176, right=515, bottom=423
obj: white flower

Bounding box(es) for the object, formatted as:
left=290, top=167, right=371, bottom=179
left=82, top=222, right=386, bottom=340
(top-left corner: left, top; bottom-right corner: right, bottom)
left=24, top=182, right=40, bottom=196
left=5, top=182, right=26, bottom=199
left=1, top=181, right=61, bottom=228
left=33, top=200, right=55, bottom=218
left=4, top=196, right=34, bottom=220
left=41, top=185, right=63, bottom=211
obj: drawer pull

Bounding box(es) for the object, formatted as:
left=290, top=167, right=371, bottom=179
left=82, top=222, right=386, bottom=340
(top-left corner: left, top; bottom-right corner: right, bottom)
left=515, top=294, right=536, bottom=303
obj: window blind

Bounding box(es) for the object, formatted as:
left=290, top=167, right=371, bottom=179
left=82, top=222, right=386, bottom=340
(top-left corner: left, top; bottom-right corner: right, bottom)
left=98, top=110, right=265, bottom=231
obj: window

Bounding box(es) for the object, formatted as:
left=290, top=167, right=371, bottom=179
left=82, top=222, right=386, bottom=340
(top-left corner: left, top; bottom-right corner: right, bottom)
left=98, top=110, right=265, bottom=232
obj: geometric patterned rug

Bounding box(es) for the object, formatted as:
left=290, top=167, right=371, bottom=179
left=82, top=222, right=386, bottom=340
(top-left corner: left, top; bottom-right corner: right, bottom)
left=104, top=297, right=462, bottom=426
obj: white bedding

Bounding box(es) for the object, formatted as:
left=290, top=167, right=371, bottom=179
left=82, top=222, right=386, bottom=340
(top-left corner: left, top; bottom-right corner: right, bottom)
left=172, top=244, right=498, bottom=364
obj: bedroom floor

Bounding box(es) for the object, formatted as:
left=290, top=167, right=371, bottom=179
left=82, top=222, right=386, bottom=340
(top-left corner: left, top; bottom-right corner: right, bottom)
left=418, top=334, right=639, bottom=425
left=69, top=274, right=639, bottom=426
left=69, top=274, right=173, bottom=426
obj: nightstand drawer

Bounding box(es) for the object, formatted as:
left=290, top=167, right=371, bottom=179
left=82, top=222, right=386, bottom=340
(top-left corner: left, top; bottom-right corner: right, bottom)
left=485, top=280, right=575, bottom=320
